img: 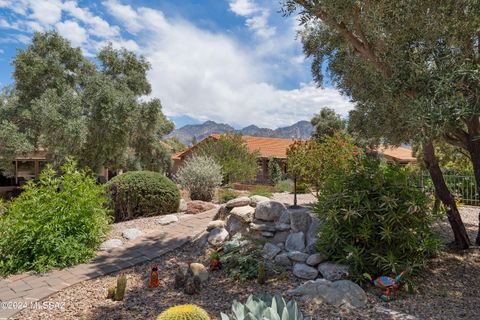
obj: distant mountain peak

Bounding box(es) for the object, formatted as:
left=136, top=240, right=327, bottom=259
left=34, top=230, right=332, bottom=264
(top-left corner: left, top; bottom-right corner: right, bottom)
left=166, top=120, right=314, bottom=145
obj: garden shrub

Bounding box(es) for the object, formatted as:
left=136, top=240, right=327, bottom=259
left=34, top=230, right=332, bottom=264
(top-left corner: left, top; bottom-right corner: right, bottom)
left=175, top=155, right=222, bottom=201
left=218, top=188, right=240, bottom=203
left=0, top=159, right=110, bottom=275
left=249, top=185, right=272, bottom=198
left=316, top=158, right=441, bottom=281
left=268, top=157, right=282, bottom=184
left=105, top=171, right=180, bottom=222
left=275, top=179, right=294, bottom=193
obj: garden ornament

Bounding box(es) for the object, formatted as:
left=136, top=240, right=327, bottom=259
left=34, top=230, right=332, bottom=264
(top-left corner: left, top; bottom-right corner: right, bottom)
left=149, top=265, right=160, bottom=288
left=209, top=250, right=222, bottom=270
left=364, top=272, right=404, bottom=301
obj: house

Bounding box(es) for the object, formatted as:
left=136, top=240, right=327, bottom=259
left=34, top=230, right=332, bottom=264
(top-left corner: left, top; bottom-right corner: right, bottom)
left=172, top=134, right=417, bottom=183
left=172, top=134, right=298, bottom=183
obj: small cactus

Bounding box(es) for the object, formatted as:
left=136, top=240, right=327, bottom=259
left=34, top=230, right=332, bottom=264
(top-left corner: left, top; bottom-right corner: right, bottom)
left=106, top=285, right=116, bottom=299
left=257, top=261, right=266, bottom=284
left=114, top=274, right=127, bottom=301
left=157, top=304, right=210, bottom=320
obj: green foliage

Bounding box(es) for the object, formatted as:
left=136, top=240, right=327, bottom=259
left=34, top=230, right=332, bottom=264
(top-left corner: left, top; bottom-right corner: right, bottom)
left=218, top=188, right=240, bottom=204
left=157, top=304, right=210, bottom=320
left=0, top=199, right=5, bottom=216
left=221, top=294, right=310, bottom=320
left=1, top=31, right=174, bottom=174
left=267, top=157, right=282, bottom=184
left=315, top=158, right=442, bottom=281
left=0, top=159, right=110, bottom=275
left=275, top=179, right=294, bottom=193
left=105, top=171, right=180, bottom=222
left=114, top=274, right=127, bottom=301
left=175, top=155, right=223, bottom=201
left=257, top=261, right=267, bottom=284
left=311, top=107, right=346, bottom=142
left=220, top=238, right=261, bottom=281
left=249, top=186, right=272, bottom=198
left=195, top=134, right=259, bottom=184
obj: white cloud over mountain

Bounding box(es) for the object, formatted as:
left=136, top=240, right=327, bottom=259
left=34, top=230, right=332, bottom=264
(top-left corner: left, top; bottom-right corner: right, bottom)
left=0, top=0, right=353, bottom=128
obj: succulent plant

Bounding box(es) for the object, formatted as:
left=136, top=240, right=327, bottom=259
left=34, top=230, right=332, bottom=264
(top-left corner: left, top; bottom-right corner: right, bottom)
left=221, top=294, right=310, bottom=320
left=257, top=261, right=266, bottom=284
left=157, top=304, right=210, bottom=320
left=114, top=274, right=127, bottom=301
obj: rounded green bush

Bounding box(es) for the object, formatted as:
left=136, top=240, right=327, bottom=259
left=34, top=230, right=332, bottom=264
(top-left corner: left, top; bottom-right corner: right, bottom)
left=105, top=171, right=180, bottom=222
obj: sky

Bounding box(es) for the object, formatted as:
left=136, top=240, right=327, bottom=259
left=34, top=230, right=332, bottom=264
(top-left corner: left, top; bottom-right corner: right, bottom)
left=0, top=0, right=353, bottom=129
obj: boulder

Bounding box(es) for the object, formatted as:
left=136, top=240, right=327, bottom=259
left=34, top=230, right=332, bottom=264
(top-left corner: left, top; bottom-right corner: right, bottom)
left=255, top=201, right=289, bottom=222
left=207, top=228, right=229, bottom=246
left=157, top=214, right=179, bottom=225
left=278, top=211, right=291, bottom=224
left=306, top=253, right=328, bottom=266
left=100, top=239, right=122, bottom=251
left=285, top=232, right=305, bottom=252
left=289, top=207, right=313, bottom=234
left=272, top=231, right=290, bottom=244
left=186, top=201, right=216, bottom=214
left=293, top=263, right=318, bottom=280
left=317, top=262, right=349, bottom=281
left=263, top=243, right=282, bottom=259
left=230, top=205, right=255, bottom=223
left=179, top=199, right=188, bottom=212
left=249, top=222, right=276, bottom=232
left=213, top=204, right=229, bottom=221
left=274, top=252, right=291, bottom=267
left=261, top=231, right=274, bottom=238
left=226, top=196, right=251, bottom=208
left=306, top=216, right=321, bottom=253
left=249, top=195, right=270, bottom=206
left=275, top=223, right=291, bottom=231
left=287, top=251, right=309, bottom=262
left=122, top=228, right=143, bottom=240
left=226, top=214, right=249, bottom=236
left=207, top=220, right=226, bottom=231
left=287, top=279, right=367, bottom=308
left=189, top=263, right=208, bottom=283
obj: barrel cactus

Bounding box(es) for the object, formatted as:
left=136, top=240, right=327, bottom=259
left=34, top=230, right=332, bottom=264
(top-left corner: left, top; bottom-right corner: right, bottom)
left=221, top=294, right=310, bottom=320
left=157, top=304, right=210, bottom=320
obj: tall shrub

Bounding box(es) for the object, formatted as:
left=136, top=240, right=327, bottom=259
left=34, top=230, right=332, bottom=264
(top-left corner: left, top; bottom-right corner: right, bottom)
left=0, top=159, right=110, bottom=275
left=175, top=155, right=222, bottom=201
left=316, top=158, right=441, bottom=281
left=268, top=157, right=282, bottom=184
left=105, top=171, right=180, bottom=222
left=195, top=133, right=258, bottom=184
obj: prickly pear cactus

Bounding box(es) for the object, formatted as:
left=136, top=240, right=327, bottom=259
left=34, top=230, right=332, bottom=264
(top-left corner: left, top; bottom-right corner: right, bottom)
left=114, top=274, right=127, bottom=301
left=157, top=304, right=210, bottom=320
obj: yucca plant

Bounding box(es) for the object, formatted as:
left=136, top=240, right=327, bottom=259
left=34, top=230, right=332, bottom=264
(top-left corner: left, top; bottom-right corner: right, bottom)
left=221, top=294, right=310, bottom=320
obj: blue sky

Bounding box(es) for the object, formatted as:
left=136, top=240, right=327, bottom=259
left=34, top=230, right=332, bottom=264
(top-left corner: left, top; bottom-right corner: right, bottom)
left=0, top=0, right=352, bottom=129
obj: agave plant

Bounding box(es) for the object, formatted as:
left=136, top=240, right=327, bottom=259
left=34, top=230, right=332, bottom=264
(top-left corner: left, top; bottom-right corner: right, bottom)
left=221, top=294, right=310, bottom=320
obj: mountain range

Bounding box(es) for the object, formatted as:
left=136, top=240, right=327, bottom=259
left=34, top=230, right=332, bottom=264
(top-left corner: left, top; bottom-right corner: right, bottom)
left=166, top=120, right=315, bottom=145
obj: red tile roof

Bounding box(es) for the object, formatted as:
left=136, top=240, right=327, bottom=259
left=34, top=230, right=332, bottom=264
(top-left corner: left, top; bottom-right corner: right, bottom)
left=376, top=146, right=416, bottom=163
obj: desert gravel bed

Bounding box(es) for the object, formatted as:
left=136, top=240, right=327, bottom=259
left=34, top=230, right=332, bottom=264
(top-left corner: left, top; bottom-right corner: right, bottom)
left=16, top=234, right=480, bottom=320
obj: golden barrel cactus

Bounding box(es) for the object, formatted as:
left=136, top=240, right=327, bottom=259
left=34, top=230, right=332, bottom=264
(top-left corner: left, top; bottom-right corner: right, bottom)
left=157, top=304, right=210, bottom=320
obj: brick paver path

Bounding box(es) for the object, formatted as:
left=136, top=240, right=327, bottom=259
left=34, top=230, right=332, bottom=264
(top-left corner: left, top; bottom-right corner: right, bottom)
left=0, top=209, right=216, bottom=319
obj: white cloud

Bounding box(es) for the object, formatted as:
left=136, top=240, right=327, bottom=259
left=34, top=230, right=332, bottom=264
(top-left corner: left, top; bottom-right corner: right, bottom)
left=102, top=2, right=352, bottom=128
left=62, top=1, right=120, bottom=38
left=29, top=0, right=63, bottom=27
left=229, top=0, right=260, bottom=16
left=55, top=20, right=87, bottom=47
left=229, top=0, right=276, bottom=39
left=102, top=0, right=143, bottom=34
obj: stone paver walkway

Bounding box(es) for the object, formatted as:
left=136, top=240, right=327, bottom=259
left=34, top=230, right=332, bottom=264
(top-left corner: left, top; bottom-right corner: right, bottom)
left=0, top=209, right=216, bottom=319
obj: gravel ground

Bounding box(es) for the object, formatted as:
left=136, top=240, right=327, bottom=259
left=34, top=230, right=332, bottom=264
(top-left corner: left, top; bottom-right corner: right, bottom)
left=270, top=192, right=317, bottom=206
left=15, top=200, right=480, bottom=320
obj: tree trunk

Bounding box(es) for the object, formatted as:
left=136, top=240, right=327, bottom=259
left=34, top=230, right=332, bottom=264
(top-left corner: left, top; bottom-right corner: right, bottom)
left=464, top=131, right=480, bottom=245
left=423, top=141, right=471, bottom=249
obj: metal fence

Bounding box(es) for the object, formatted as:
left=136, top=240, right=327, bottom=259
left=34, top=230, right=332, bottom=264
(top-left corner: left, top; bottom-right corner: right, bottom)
left=419, top=172, right=479, bottom=206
